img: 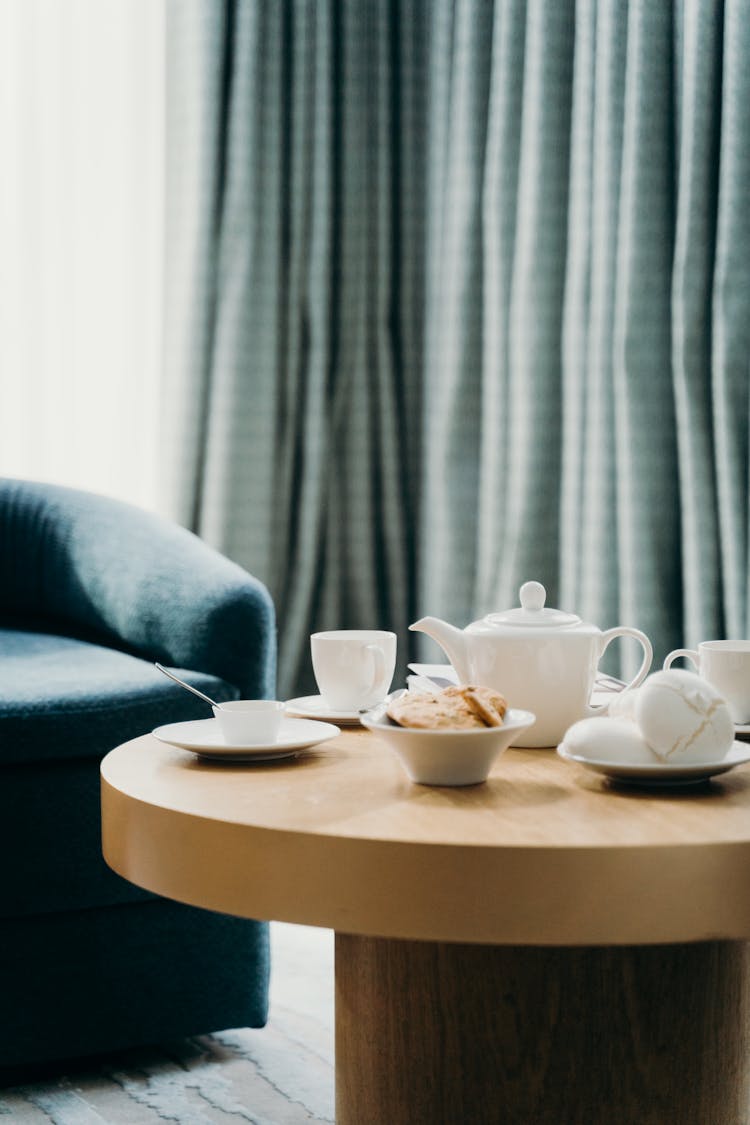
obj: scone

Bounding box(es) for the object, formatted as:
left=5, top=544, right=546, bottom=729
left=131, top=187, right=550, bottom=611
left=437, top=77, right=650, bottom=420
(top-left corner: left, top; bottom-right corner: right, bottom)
left=387, top=684, right=507, bottom=730
left=446, top=684, right=507, bottom=727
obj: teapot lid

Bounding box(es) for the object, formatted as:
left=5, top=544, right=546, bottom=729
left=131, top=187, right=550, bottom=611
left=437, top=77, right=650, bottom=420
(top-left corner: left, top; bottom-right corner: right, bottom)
left=485, top=582, right=581, bottom=628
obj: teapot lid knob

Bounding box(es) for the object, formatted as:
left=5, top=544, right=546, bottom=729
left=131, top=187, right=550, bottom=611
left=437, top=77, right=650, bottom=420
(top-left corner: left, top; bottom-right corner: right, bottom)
left=485, top=580, right=580, bottom=628
left=519, top=581, right=546, bottom=612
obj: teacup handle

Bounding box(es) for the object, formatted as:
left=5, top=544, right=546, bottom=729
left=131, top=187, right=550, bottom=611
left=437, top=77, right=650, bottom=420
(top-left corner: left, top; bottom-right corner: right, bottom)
left=362, top=644, right=386, bottom=695
left=587, top=627, right=653, bottom=717
left=663, top=648, right=699, bottom=671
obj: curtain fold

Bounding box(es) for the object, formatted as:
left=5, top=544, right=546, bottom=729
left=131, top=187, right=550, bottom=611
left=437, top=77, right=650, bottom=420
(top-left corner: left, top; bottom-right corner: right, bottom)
left=612, top=0, right=681, bottom=669
left=671, top=0, right=723, bottom=646
left=495, top=0, right=575, bottom=606
left=712, top=0, right=750, bottom=639
left=165, top=0, right=428, bottom=695
left=165, top=0, right=749, bottom=697
left=561, top=0, right=628, bottom=632
left=421, top=0, right=496, bottom=623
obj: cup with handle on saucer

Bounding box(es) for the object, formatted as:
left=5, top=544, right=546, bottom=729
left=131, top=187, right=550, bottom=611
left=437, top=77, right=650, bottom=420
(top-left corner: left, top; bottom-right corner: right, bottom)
left=311, top=629, right=397, bottom=712
left=664, top=640, right=750, bottom=726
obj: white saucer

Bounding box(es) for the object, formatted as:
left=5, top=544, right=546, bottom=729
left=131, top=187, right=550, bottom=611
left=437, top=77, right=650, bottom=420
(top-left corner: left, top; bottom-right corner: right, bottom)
left=285, top=695, right=366, bottom=725
left=557, top=741, right=750, bottom=786
left=152, top=717, right=340, bottom=761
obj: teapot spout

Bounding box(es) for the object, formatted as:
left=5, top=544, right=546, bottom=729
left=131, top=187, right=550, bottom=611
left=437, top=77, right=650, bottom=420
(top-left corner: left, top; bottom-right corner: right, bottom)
left=409, top=617, right=469, bottom=683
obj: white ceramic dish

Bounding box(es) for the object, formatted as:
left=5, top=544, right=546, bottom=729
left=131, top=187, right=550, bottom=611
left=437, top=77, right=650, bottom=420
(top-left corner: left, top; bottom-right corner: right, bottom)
left=360, top=700, right=536, bottom=786
left=152, top=717, right=340, bottom=761
left=285, top=695, right=365, bottom=725
left=557, top=741, right=750, bottom=786
left=212, top=699, right=285, bottom=744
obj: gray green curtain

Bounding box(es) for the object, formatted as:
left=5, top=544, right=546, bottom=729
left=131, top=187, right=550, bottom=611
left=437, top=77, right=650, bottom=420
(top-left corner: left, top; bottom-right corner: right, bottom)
left=164, top=0, right=749, bottom=699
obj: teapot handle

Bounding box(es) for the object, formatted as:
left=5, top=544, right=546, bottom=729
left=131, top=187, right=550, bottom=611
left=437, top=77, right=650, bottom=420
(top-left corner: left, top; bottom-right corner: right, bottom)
left=586, top=627, right=653, bottom=717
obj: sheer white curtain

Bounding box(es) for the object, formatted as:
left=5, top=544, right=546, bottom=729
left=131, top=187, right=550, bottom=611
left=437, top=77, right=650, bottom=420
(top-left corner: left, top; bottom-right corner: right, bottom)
left=0, top=0, right=164, bottom=512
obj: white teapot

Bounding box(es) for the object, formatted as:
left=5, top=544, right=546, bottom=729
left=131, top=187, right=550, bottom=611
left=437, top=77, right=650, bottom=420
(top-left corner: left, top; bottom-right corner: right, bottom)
left=410, top=581, right=652, bottom=747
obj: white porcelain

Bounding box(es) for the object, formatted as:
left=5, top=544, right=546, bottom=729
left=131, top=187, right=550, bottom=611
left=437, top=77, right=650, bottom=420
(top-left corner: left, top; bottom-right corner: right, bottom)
left=562, top=717, right=658, bottom=765
left=664, top=640, right=750, bottom=725
left=311, top=630, right=397, bottom=711
left=152, top=717, right=340, bottom=760
left=284, top=695, right=364, bottom=725
left=557, top=740, right=750, bottom=787
left=360, top=702, right=536, bottom=786
left=410, top=581, right=652, bottom=748
left=409, top=662, right=624, bottom=706
left=608, top=688, right=639, bottom=722
left=212, top=699, right=285, bottom=745
left=634, top=670, right=734, bottom=763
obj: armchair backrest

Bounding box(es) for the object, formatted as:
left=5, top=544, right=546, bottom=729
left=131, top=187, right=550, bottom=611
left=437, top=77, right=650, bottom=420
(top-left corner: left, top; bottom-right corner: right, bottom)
left=0, top=478, right=276, bottom=699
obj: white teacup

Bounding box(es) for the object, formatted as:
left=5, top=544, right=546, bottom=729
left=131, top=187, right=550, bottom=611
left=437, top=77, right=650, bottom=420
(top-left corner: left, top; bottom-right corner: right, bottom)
left=663, top=640, right=750, bottom=724
left=212, top=699, right=285, bottom=745
left=311, top=630, right=397, bottom=711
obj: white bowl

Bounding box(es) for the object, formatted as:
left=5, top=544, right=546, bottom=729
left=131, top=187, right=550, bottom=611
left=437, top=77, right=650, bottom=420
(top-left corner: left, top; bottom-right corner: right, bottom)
left=360, top=701, right=536, bottom=786
left=212, top=699, right=285, bottom=745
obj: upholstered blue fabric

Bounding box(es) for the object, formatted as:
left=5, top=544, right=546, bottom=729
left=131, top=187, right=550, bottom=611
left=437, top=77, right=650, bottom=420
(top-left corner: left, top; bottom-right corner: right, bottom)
left=0, top=627, right=239, bottom=766
left=0, top=478, right=277, bottom=1065
left=0, top=901, right=270, bottom=1069
left=0, top=477, right=275, bottom=699
left=0, top=630, right=239, bottom=918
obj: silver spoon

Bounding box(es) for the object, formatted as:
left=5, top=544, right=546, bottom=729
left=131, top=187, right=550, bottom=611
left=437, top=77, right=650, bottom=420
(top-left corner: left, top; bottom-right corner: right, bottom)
left=154, top=662, right=225, bottom=710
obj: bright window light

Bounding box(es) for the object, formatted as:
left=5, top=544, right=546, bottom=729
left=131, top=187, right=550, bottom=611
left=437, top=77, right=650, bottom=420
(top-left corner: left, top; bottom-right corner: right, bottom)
left=0, top=0, right=164, bottom=512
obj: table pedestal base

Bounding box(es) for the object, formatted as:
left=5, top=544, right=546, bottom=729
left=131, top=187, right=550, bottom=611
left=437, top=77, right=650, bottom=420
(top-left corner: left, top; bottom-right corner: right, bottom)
left=335, top=935, right=750, bottom=1125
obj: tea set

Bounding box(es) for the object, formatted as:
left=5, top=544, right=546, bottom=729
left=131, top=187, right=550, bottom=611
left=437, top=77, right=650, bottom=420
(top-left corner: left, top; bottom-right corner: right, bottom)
left=410, top=580, right=652, bottom=748
left=151, top=580, right=750, bottom=786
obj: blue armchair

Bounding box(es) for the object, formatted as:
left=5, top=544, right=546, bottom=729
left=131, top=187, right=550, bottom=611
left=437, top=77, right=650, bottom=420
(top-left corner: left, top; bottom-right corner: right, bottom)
left=0, top=478, right=276, bottom=1067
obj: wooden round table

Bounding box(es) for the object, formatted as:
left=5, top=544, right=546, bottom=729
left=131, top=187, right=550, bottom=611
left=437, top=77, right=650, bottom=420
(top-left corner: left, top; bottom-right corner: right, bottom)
left=101, top=729, right=750, bottom=1124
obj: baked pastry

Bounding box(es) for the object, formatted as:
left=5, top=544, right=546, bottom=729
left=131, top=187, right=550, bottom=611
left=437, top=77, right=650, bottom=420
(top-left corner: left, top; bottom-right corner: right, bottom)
left=456, top=685, right=507, bottom=727
left=387, top=685, right=507, bottom=730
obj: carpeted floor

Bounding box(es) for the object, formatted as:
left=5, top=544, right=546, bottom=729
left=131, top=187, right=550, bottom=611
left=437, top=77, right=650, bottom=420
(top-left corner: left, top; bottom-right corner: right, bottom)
left=0, top=924, right=334, bottom=1125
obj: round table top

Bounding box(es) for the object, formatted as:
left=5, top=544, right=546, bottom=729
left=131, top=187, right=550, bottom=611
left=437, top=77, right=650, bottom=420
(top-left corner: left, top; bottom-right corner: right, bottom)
left=101, top=729, right=750, bottom=946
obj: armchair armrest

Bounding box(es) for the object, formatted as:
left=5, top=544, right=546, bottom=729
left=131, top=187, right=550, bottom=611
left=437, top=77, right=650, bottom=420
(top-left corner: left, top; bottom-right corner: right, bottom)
left=0, top=479, right=276, bottom=699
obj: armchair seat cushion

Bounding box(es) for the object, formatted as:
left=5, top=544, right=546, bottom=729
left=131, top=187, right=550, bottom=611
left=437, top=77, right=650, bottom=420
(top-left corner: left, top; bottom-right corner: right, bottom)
left=0, top=627, right=238, bottom=767
left=0, top=626, right=241, bottom=917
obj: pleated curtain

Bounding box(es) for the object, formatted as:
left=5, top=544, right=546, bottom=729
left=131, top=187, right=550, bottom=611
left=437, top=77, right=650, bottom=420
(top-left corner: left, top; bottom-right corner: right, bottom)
left=164, top=0, right=749, bottom=698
